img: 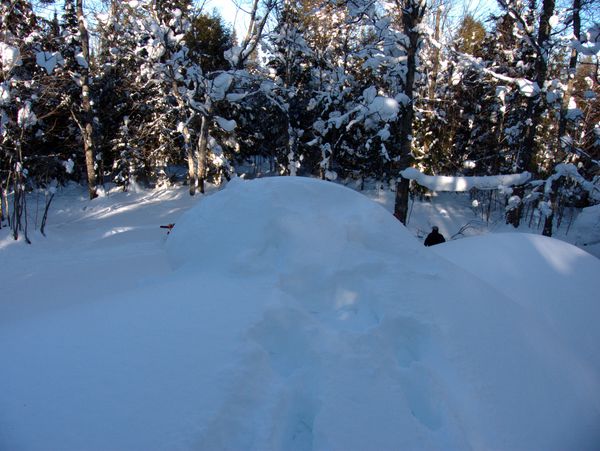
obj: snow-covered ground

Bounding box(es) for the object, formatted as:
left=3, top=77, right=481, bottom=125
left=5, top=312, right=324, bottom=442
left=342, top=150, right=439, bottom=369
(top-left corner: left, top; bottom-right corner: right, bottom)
left=1, top=177, right=599, bottom=450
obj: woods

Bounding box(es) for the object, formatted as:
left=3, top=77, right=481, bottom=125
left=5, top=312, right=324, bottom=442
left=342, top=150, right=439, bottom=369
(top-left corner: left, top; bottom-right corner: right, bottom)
left=1, top=0, right=599, bottom=239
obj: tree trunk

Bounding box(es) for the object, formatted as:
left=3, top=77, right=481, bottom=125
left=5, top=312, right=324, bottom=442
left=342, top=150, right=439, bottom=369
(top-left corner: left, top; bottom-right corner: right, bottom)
left=12, top=135, right=30, bottom=243
left=506, top=0, right=555, bottom=227
left=542, top=209, right=554, bottom=236
left=183, top=124, right=197, bottom=196
left=392, top=0, right=425, bottom=224
left=197, top=112, right=210, bottom=194
left=558, top=0, right=580, bottom=144
left=394, top=176, right=411, bottom=225
left=76, top=0, right=97, bottom=199
left=427, top=7, right=442, bottom=102
left=506, top=185, right=524, bottom=228
left=519, top=0, right=556, bottom=173
left=82, top=118, right=97, bottom=199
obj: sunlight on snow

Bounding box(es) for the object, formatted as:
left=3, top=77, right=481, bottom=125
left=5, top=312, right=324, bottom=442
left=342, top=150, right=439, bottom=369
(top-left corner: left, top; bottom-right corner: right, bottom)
left=334, top=288, right=359, bottom=309
left=101, top=227, right=135, bottom=239
left=532, top=237, right=578, bottom=275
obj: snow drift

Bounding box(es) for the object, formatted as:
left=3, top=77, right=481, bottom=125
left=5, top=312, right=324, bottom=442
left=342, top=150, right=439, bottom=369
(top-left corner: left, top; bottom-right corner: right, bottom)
left=434, top=233, right=600, bottom=374
left=1, top=177, right=599, bottom=450
left=167, top=176, right=420, bottom=273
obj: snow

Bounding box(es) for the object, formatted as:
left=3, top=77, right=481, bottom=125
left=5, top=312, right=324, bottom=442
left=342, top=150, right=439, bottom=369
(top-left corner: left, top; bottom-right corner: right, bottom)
left=210, top=73, right=234, bottom=100
left=516, top=78, right=540, bottom=97
left=63, top=158, right=75, bottom=174
left=0, top=42, right=22, bottom=72
left=17, top=101, right=37, bottom=128
left=576, top=24, right=600, bottom=56
left=401, top=167, right=531, bottom=191
left=75, top=51, right=89, bottom=69
left=367, top=96, right=399, bottom=121
left=35, top=51, right=64, bottom=75
left=0, top=82, right=10, bottom=105
left=547, top=163, right=600, bottom=202
left=571, top=204, right=600, bottom=248
left=1, top=177, right=599, bottom=450
left=434, top=233, right=600, bottom=372
left=215, top=115, right=237, bottom=132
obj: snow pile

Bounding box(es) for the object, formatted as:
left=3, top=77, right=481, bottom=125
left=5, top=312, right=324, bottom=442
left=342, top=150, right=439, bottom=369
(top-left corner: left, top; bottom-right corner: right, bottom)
left=1, top=177, right=599, bottom=450
left=167, top=176, right=419, bottom=273
left=434, top=233, right=600, bottom=373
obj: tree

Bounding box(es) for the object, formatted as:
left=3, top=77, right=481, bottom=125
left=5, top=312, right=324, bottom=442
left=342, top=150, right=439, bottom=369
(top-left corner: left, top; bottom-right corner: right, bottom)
left=74, top=0, right=98, bottom=199
left=187, top=11, right=233, bottom=72
left=494, top=0, right=557, bottom=226
left=393, top=0, right=428, bottom=225
left=0, top=0, right=45, bottom=240
left=455, top=14, right=487, bottom=57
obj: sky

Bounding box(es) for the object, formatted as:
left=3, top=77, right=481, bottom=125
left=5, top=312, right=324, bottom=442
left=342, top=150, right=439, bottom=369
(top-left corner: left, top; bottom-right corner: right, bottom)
left=203, top=0, right=257, bottom=40
left=204, top=0, right=499, bottom=44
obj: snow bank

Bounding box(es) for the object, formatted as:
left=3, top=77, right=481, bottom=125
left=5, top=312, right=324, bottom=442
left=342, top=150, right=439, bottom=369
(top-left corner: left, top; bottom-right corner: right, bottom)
left=401, top=167, right=531, bottom=192
left=434, top=233, right=600, bottom=373
left=1, top=177, right=599, bottom=450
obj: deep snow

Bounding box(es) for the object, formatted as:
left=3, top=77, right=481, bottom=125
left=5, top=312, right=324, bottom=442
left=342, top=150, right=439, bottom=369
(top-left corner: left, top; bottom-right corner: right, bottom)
left=1, top=177, right=599, bottom=450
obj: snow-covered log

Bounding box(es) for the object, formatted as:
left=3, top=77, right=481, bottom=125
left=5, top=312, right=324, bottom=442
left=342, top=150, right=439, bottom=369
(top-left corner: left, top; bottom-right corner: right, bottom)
left=400, top=168, right=531, bottom=192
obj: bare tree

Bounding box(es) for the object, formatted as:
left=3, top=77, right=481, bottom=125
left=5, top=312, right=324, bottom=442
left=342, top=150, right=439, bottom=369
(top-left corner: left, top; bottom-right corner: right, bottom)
left=75, top=0, right=98, bottom=199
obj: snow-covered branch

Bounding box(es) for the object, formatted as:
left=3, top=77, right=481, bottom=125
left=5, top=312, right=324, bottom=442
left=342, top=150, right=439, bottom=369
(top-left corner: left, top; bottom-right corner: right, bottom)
left=401, top=167, right=532, bottom=192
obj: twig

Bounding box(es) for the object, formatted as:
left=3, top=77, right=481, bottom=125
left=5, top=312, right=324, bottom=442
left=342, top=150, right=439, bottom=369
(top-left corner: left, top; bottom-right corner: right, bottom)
left=40, top=193, right=55, bottom=237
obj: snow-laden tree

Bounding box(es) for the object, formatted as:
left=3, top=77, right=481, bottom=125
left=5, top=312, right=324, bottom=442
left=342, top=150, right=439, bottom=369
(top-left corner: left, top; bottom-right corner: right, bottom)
left=0, top=0, right=48, bottom=240
left=95, top=0, right=148, bottom=189
left=117, top=0, right=278, bottom=193
left=264, top=0, right=316, bottom=176
left=263, top=0, right=429, bottom=223
left=420, top=15, right=512, bottom=177
left=52, top=0, right=99, bottom=199
left=330, top=0, right=429, bottom=223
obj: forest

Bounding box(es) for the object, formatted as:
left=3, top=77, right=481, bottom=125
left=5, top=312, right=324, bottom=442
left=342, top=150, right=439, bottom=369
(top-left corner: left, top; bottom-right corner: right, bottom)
left=1, top=0, right=599, bottom=242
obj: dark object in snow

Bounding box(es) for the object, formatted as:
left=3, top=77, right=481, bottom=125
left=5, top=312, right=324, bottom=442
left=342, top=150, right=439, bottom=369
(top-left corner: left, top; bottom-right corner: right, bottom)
left=424, top=226, right=446, bottom=247
left=160, top=224, right=175, bottom=234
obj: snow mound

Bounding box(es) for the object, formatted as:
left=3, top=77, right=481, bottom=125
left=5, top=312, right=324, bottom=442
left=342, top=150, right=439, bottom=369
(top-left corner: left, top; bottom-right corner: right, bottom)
left=2, top=177, right=600, bottom=450
left=164, top=177, right=599, bottom=449
left=167, top=176, right=419, bottom=273
left=433, top=233, right=600, bottom=372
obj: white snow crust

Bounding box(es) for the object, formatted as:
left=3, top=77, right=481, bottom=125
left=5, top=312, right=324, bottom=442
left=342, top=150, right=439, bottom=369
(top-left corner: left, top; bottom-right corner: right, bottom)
left=1, top=177, right=599, bottom=450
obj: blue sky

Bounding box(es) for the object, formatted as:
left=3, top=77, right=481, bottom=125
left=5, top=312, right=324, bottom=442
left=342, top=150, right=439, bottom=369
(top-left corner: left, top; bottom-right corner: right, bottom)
left=203, top=0, right=253, bottom=38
